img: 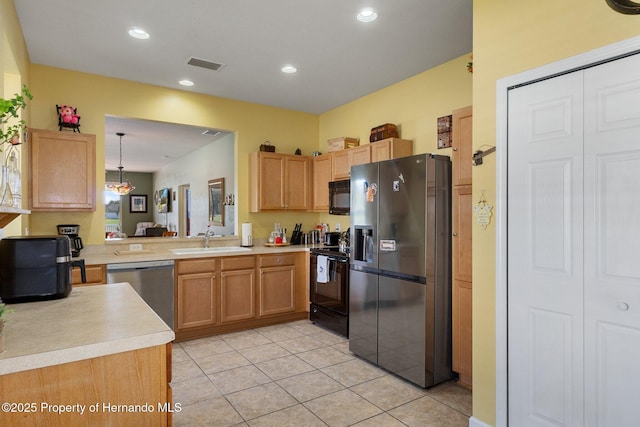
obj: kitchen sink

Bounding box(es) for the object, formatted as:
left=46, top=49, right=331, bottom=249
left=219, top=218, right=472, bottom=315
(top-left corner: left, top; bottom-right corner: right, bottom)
left=170, top=246, right=252, bottom=255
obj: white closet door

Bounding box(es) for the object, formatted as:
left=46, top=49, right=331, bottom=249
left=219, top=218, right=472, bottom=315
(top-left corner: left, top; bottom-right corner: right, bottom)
left=508, top=52, right=640, bottom=426
left=507, top=71, right=585, bottom=426
left=583, top=53, right=640, bottom=427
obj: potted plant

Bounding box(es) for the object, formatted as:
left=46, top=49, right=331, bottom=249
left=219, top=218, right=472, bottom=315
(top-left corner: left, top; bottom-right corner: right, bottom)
left=0, top=297, right=12, bottom=352
left=0, top=85, right=32, bottom=149
left=0, top=85, right=32, bottom=207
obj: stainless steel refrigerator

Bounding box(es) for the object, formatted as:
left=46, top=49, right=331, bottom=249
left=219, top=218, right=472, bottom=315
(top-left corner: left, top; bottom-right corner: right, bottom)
left=349, top=153, right=452, bottom=388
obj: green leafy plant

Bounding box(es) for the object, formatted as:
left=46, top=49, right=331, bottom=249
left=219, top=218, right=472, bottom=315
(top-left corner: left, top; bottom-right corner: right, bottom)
left=0, top=297, right=13, bottom=334
left=0, top=85, right=33, bottom=149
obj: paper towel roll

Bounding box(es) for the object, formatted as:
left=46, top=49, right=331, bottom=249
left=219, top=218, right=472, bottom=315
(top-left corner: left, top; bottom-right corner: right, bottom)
left=241, top=223, right=253, bottom=246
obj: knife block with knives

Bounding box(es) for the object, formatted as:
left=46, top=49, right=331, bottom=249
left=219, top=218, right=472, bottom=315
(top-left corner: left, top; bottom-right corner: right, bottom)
left=290, top=223, right=303, bottom=245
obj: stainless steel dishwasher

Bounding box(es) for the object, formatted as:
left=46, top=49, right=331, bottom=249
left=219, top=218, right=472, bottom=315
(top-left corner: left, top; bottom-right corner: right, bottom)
left=106, top=260, right=175, bottom=330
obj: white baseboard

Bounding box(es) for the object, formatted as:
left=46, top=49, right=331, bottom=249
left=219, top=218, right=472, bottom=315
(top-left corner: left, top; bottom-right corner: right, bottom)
left=469, top=416, right=493, bottom=427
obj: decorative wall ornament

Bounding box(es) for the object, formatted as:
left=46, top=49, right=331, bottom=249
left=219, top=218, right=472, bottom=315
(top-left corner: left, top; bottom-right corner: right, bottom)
left=474, top=190, right=493, bottom=230
left=437, top=115, right=453, bottom=149
left=606, top=0, right=640, bottom=14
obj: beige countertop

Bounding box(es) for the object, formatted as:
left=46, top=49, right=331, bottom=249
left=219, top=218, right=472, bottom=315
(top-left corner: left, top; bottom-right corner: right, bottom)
left=0, top=283, right=175, bottom=375
left=80, top=236, right=318, bottom=265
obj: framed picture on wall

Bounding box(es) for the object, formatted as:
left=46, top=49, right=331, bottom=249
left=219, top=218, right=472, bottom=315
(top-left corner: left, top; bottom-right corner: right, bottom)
left=129, top=195, right=148, bottom=213
left=437, top=114, right=453, bottom=149
left=157, top=187, right=170, bottom=213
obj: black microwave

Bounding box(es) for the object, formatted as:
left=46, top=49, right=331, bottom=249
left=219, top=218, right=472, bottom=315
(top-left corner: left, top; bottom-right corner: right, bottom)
left=329, top=179, right=350, bottom=215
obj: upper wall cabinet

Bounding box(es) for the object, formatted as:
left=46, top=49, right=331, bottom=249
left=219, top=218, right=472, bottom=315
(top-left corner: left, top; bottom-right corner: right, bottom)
left=452, top=106, right=473, bottom=187
left=332, top=138, right=412, bottom=180
left=312, top=153, right=332, bottom=213
left=29, top=129, right=96, bottom=211
left=370, top=138, right=413, bottom=163
left=332, top=145, right=371, bottom=180
left=249, top=151, right=312, bottom=212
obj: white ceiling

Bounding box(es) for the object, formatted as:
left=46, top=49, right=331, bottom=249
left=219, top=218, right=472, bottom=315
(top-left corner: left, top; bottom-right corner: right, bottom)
left=14, top=0, right=473, bottom=172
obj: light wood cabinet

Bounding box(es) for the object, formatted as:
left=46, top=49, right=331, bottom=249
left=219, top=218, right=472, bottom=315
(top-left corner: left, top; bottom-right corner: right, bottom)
left=312, top=153, right=332, bottom=212
left=28, top=129, right=96, bottom=211
left=72, top=264, right=105, bottom=286
left=332, top=145, right=371, bottom=180
left=220, top=256, right=256, bottom=323
left=176, top=258, right=217, bottom=331
left=249, top=151, right=312, bottom=212
left=258, top=254, right=296, bottom=317
left=452, top=106, right=473, bottom=187
left=175, top=252, right=308, bottom=341
left=451, top=105, right=473, bottom=388
left=370, top=138, right=413, bottom=162
left=452, top=185, right=473, bottom=387
left=0, top=344, right=171, bottom=426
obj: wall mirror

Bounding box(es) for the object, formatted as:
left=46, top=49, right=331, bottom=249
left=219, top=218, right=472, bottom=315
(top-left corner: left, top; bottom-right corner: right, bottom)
left=208, top=177, right=225, bottom=226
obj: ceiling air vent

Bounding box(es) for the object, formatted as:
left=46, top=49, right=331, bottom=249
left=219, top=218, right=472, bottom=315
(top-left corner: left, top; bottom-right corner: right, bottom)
left=202, top=129, right=223, bottom=137
left=188, top=57, right=226, bottom=71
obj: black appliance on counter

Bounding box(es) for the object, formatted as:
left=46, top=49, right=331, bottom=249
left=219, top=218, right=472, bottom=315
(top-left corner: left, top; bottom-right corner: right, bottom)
left=0, top=236, right=74, bottom=302
left=323, top=231, right=341, bottom=246
left=57, top=224, right=83, bottom=257
left=328, top=179, right=350, bottom=215
left=310, top=246, right=350, bottom=337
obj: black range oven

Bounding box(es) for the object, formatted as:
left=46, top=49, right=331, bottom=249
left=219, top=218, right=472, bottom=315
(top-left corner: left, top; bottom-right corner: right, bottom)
left=310, top=247, right=349, bottom=337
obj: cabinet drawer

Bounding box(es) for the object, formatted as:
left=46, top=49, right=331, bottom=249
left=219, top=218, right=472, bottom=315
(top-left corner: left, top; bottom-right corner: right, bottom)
left=220, top=256, right=255, bottom=271
left=72, top=264, right=105, bottom=285
left=177, top=258, right=216, bottom=274
left=259, top=254, right=295, bottom=267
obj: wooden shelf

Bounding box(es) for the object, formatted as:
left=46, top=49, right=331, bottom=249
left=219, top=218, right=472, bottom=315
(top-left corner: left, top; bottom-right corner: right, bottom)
left=0, top=207, right=30, bottom=228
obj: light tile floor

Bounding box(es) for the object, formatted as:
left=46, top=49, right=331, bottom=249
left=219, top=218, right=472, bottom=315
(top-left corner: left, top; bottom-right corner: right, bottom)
left=171, top=320, right=471, bottom=426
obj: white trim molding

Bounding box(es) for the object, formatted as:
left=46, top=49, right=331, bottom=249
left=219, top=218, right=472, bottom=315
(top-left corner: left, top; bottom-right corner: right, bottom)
left=470, top=416, right=494, bottom=427
left=495, top=34, right=640, bottom=427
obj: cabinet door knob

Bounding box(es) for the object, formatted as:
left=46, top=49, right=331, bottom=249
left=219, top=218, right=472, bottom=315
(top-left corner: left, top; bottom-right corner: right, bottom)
left=453, top=147, right=458, bottom=151
left=617, top=302, right=630, bottom=311
left=453, top=232, right=458, bottom=237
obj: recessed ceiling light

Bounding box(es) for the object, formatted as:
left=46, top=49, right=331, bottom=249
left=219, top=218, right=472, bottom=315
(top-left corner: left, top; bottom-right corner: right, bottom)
left=357, top=8, right=378, bottom=23
left=128, top=28, right=150, bottom=40
left=179, top=79, right=194, bottom=87
left=281, top=65, right=298, bottom=74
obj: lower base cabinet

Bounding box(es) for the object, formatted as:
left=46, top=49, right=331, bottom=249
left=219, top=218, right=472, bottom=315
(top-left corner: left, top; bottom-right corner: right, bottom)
left=0, top=344, right=171, bottom=426
left=72, top=264, right=105, bottom=286
left=220, top=256, right=256, bottom=323
left=177, top=272, right=216, bottom=330
left=259, top=266, right=295, bottom=316
left=176, top=258, right=217, bottom=331
left=259, top=254, right=296, bottom=316
left=175, top=252, right=308, bottom=341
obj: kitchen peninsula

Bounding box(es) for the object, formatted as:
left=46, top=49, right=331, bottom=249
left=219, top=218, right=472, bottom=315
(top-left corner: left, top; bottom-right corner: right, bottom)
left=0, top=283, right=174, bottom=426
left=76, top=236, right=311, bottom=342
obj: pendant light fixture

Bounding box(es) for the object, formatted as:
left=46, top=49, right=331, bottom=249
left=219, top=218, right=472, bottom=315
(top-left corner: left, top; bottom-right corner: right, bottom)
left=105, top=132, right=135, bottom=195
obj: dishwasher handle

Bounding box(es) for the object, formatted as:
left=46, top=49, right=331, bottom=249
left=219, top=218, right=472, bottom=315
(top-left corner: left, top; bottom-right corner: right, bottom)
left=107, top=260, right=175, bottom=272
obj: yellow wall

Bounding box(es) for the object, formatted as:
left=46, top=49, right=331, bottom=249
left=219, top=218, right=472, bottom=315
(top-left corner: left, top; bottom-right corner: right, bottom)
left=26, top=65, right=319, bottom=243
left=9, top=2, right=639, bottom=424
left=0, top=0, right=30, bottom=237
left=473, top=1, right=640, bottom=425
left=26, top=54, right=472, bottom=243
left=319, top=54, right=472, bottom=155
left=318, top=54, right=472, bottom=226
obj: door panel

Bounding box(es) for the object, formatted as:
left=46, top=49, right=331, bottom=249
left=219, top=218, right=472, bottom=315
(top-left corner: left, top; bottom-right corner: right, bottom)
left=583, top=53, right=640, bottom=426
left=509, top=52, right=640, bottom=426
left=348, top=270, right=378, bottom=364
left=378, top=155, right=426, bottom=277
left=508, top=70, right=585, bottom=426
left=378, top=276, right=427, bottom=387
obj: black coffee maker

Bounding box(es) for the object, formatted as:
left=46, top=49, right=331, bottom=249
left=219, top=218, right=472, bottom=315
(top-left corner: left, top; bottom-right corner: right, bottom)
left=57, top=224, right=84, bottom=257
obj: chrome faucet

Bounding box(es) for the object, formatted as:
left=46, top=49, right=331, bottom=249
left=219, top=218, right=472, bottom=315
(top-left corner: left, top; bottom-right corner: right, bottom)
left=204, top=227, right=215, bottom=248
